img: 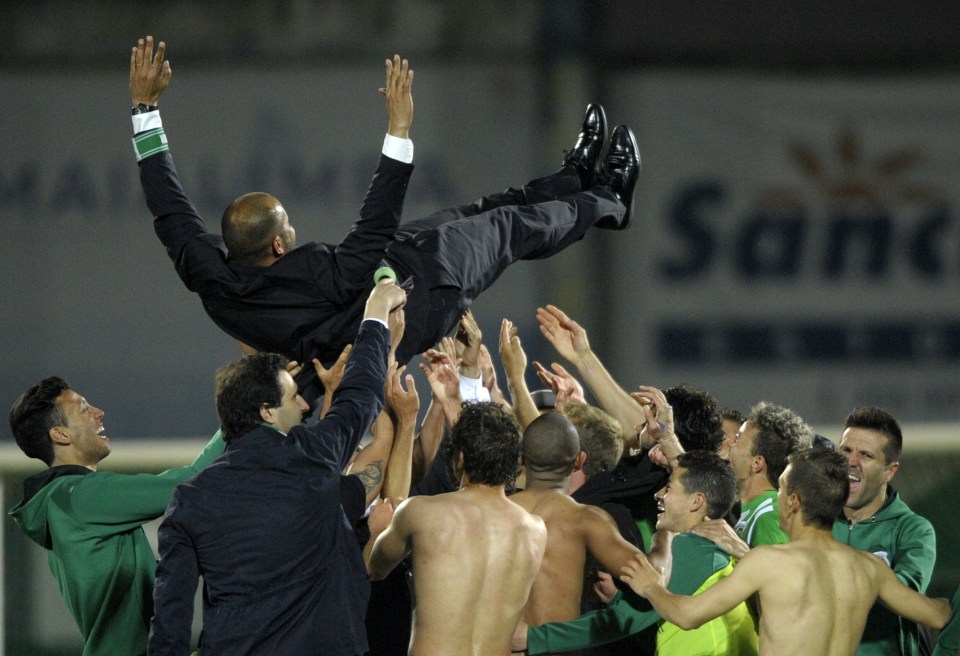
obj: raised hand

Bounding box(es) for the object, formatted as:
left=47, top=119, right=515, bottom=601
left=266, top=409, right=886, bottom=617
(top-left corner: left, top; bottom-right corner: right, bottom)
left=536, top=305, right=591, bottom=365
left=498, top=318, right=528, bottom=381
left=130, top=35, right=171, bottom=105
left=456, top=309, right=483, bottom=378
left=533, top=361, right=586, bottom=408
left=379, top=54, right=414, bottom=139
left=313, top=344, right=352, bottom=395
left=386, top=363, right=420, bottom=423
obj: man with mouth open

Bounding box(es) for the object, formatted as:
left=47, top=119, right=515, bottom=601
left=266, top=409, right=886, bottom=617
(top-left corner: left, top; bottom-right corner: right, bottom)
left=518, top=450, right=758, bottom=655
left=7, top=378, right=225, bottom=656
left=833, top=406, right=937, bottom=656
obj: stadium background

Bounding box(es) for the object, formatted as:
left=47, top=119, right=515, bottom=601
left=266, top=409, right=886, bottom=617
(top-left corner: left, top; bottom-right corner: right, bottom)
left=2, top=2, right=959, bottom=653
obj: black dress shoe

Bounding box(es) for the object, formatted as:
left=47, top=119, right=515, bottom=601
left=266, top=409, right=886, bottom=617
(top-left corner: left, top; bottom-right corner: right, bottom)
left=562, top=104, right=607, bottom=189
left=595, top=125, right=640, bottom=230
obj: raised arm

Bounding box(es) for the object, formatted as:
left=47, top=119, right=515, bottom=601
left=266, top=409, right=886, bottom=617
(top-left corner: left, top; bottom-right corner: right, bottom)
left=347, top=411, right=391, bottom=507
left=312, top=280, right=404, bottom=469
left=419, top=354, right=463, bottom=427
left=537, top=305, right=644, bottom=445
left=313, top=344, right=353, bottom=420
left=332, top=55, right=415, bottom=285
left=382, top=364, right=420, bottom=503
left=499, top=318, right=540, bottom=430
left=533, top=361, right=587, bottom=410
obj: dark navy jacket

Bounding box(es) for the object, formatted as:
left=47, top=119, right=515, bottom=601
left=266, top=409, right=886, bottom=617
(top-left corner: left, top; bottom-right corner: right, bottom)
left=148, top=320, right=389, bottom=656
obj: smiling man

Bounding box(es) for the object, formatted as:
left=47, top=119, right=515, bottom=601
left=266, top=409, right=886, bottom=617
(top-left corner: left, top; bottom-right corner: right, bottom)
left=520, top=450, right=758, bottom=655
left=7, top=378, right=225, bottom=656
left=832, top=406, right=937, bottom=656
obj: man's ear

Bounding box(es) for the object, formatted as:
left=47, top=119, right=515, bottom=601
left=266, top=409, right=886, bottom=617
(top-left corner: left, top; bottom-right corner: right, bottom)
left=48, top=425, right=71, bottom=447
left=271, top=235, right=286, bottom=257
left=573, top=451, right=587, bottom=473
left=883, top=461, right=900, bottom=484
left=787, top=492, right=801, bottom=516
left=260, top=404, right=276, bottom=425
left=752, top=454, right=766, bottom=475
left=689, top=491, right=707, bottom=514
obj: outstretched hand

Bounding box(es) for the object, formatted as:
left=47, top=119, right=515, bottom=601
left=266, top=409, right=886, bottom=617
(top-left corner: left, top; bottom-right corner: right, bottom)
left=498, top=318, right=528, bottom=380
left=620, top=552, right=665, bottom=598
left=380, top=54, right=414, bottom=139
left=130, top=35, right=171, bottom=105
left=313, top=344, right=352, bottom=395
left=536, top=305, right=591, bottom=365
left=533, top=361, right=586, bottom=409
left=386, top=363, right=420, bottom=422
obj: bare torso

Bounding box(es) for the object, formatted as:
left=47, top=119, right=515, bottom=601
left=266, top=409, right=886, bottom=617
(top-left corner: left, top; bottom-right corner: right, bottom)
left=510, top=489, right=591, bottom=625
left=754, top=540, right=882, bottom=656
left=406, top=488, right=547, bottom=656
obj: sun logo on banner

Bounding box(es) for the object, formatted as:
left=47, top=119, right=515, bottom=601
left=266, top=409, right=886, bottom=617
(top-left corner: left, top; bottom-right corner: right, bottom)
left=759, top=127, right=947, bottom=208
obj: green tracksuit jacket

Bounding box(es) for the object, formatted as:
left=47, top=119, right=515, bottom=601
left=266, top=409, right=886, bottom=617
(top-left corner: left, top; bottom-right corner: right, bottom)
left=8, top=432, right=225, bottom=656
left=833, top=486, right=936, bottom=656
left=527, top=533, right=758, bottom=655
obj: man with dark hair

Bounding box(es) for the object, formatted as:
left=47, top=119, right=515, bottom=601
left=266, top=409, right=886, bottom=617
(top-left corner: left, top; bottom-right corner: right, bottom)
left=833, top=406, right=936, bottom=656
left=365, top=402, right=548, bottom=656
left=7, top=378, right=224, bottom=656
left=719, top=407, right=746, bottom=459
left=147, top=279, right=406, bottom=656
left=509, top=413, right=642, bottom=631
left=622, top=449, right=951, bottom=656
left=520, top=450, right=759, bottom=655
left=130, top=36, right=640, bottom=409
left=697, top=401, right=813, bottom=556
left=663, top=384, right=726, bottom=454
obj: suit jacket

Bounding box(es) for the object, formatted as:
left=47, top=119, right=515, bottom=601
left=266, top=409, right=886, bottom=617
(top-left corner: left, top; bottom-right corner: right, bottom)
left=140, top=150, right=413, bottom=405
left=148, top=320, right=389, bottom=656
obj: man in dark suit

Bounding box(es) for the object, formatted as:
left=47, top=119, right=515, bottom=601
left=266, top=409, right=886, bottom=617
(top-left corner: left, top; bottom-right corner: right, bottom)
left=147, top=278, right=406, bottom=656
left=130, top=36, right=640, bottom=407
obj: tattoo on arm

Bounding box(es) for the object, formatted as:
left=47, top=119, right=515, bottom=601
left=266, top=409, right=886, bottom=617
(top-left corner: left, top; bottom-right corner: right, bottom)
left=356, top=461, right=384, bottom=496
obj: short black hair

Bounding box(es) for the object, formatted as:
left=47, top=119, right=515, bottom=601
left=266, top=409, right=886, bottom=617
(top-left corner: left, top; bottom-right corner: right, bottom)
left=676, top=450, right=737, bottom=520
left=844, top=406, right=903, bottom=463
left=9, top=377, right=70, bottom=466
left=215, top=353, right=288, bottom=441
left=665, top=384, right=725, bottom=454
left=785, top=448, right=849, bottom=529
left=522, top=412, right=580, bottom=475
left=721, top=408, right=746, bottom=425
left=449, top=403, right=521, bottom=486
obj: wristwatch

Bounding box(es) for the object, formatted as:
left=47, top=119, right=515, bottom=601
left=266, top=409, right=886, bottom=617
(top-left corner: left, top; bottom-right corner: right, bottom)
left=131, top=103, right=158, bottom=115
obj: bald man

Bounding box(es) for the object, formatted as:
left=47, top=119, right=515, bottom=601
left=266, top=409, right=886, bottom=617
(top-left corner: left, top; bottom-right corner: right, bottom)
left=130, top=36, right=639, bottom=408
left=510, top=413, right=642, bottom=634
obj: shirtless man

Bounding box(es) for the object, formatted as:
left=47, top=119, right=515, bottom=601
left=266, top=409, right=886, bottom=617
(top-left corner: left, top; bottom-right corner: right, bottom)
left=621, top=448, right=951, bottom=656
left=365, top=402, right=547, bottom=656
left=510, top=412, right=642, bottom=629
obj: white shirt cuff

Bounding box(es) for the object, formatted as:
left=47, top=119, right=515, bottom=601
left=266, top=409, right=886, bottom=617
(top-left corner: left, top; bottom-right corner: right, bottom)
left=382, top=134, right=414, bottom=163
left=362, top=317, right=389, bottom=330
left=132, top=110, right=163, bottom=134
left=459, top=374, right=491, bottom=403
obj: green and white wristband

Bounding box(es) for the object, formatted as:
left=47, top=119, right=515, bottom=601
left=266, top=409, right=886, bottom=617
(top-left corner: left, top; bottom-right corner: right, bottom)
left=132, top=128, right=169, bottom=161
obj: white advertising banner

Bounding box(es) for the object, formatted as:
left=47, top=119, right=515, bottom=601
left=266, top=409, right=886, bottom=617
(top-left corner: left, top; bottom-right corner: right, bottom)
left=608, top=72, right=960, bottom=427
